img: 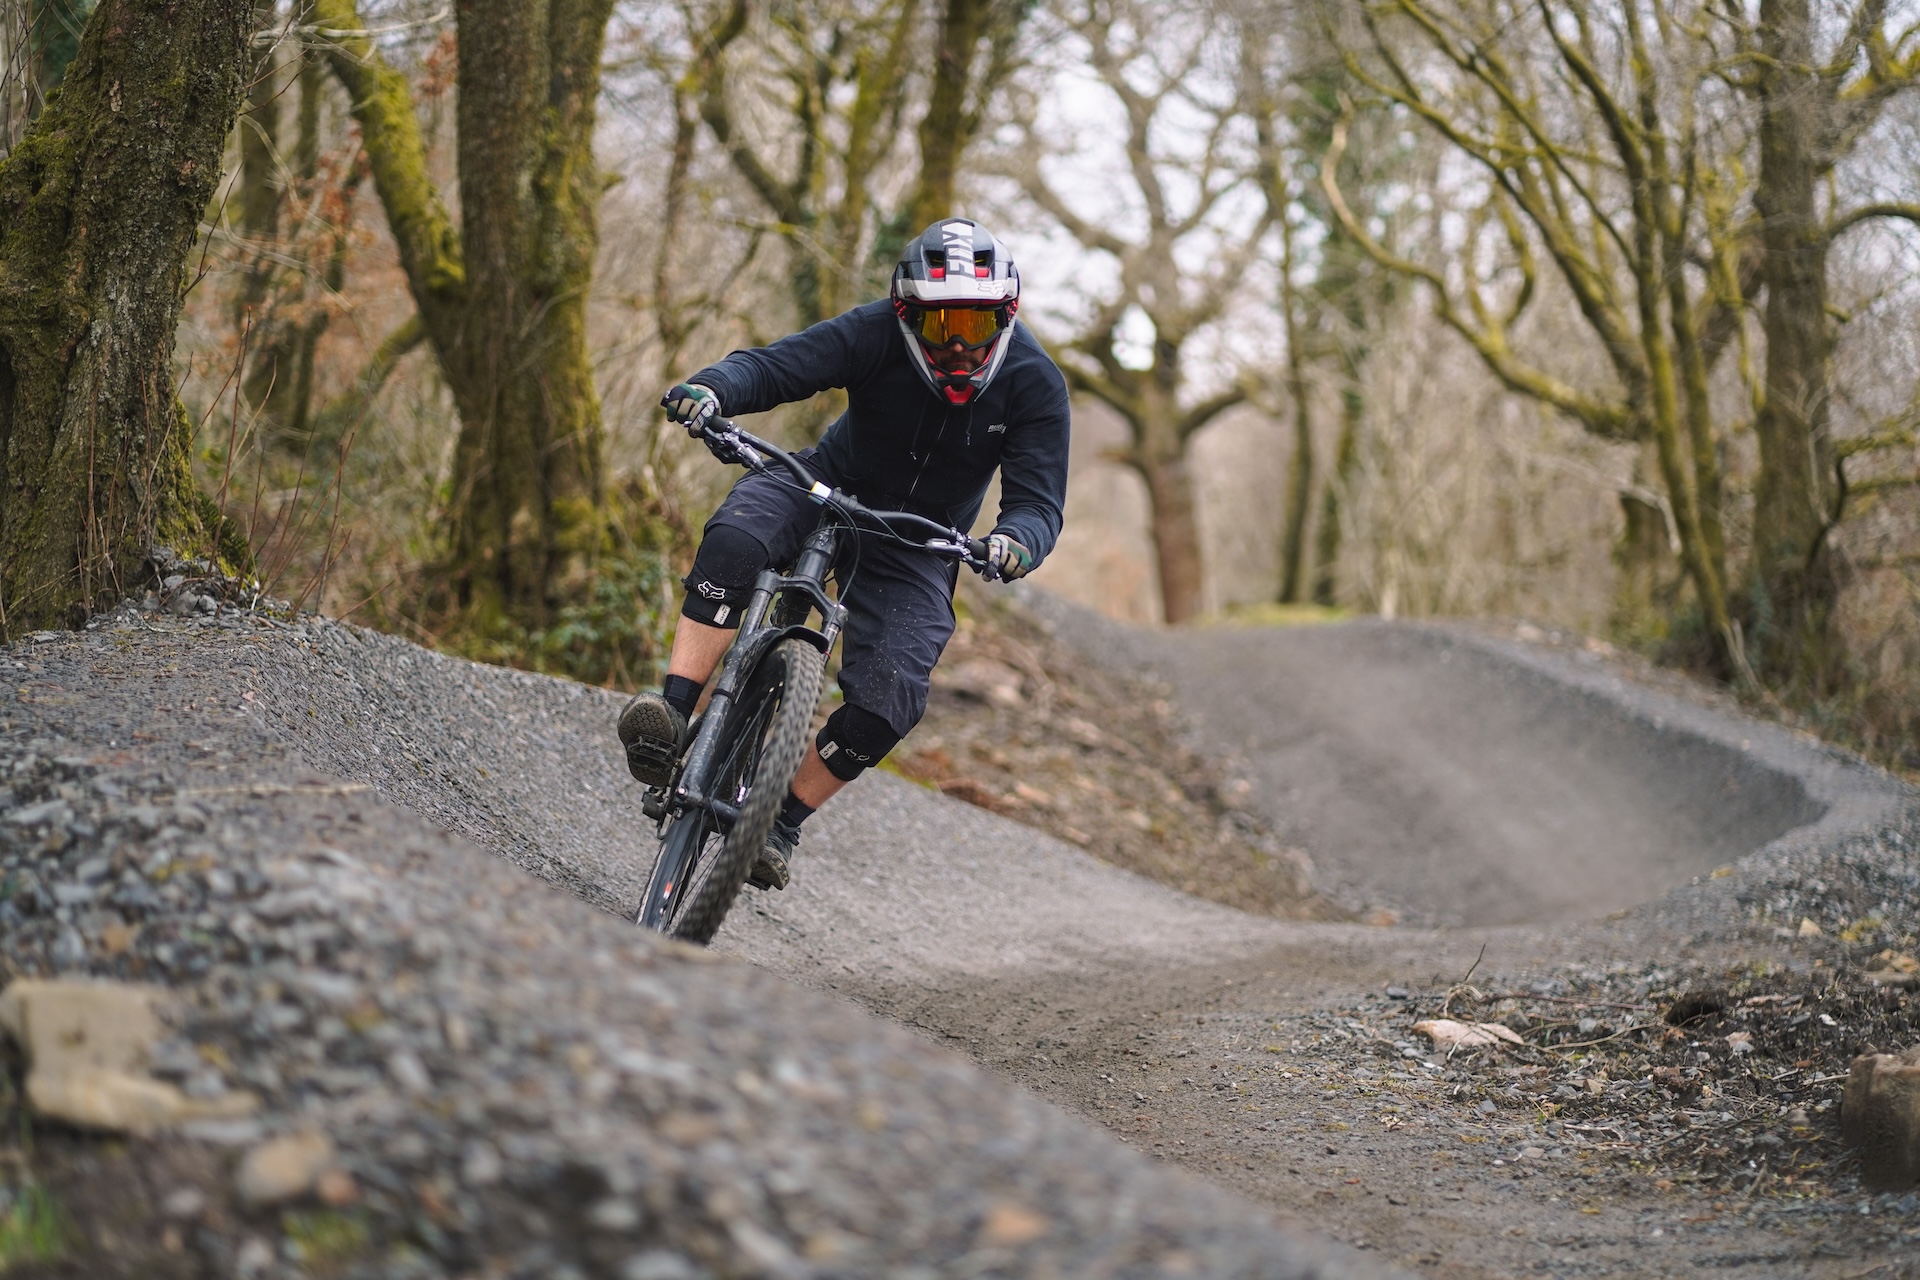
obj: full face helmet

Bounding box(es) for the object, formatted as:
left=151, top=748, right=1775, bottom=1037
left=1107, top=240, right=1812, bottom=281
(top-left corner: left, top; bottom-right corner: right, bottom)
left=890, top=218, right=1020, bottom=404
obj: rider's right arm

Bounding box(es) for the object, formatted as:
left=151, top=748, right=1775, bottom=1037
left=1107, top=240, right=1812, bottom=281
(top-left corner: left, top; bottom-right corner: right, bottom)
left=687, top=303, right=893, bottom=418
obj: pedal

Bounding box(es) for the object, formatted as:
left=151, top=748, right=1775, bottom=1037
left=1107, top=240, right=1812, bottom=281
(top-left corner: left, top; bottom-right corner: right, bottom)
left=641, top=786, right=669, bottom=821
left=624, top=737, right=678, bottom=784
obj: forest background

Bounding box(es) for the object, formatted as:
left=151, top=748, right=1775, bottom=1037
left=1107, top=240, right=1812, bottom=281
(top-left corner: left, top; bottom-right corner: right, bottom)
left=2, top=0, right=1917, bottom=772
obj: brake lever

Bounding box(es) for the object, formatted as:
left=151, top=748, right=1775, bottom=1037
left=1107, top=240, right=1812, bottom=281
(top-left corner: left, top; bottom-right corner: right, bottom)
left=700, top=425, right=748, bottom=466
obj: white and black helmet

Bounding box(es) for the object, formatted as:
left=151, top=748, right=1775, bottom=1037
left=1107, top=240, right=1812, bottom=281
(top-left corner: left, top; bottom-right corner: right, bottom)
left=890, top=218, right=1020, bottom=404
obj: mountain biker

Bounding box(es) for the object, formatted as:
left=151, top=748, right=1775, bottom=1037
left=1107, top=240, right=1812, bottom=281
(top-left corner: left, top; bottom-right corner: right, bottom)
left=619, top=218, right=1071, bottom=892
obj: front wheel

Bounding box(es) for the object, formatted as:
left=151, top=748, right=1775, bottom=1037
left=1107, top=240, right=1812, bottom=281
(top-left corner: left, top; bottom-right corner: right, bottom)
left=635, top=638, right=825, bottom=944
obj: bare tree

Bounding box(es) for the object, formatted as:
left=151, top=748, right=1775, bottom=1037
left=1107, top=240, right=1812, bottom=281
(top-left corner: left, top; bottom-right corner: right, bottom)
left=1325, top=0, right=1764, bottom=674
left=1014, top=0, right=1271, bottom=623
left=1242, top=11, right=1402, bottom=607
left=1325, top=0, right=1920, bottom=688
left=1738, top=0, right=1920, bottom=682
left=689, top=0, right=1028, bottom=330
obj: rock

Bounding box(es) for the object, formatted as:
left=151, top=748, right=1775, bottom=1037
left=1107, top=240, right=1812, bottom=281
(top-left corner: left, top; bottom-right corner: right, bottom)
left=1413, top=1019, right=1525, bottom=1048
left=236, top=1130, right=336, bottom=1207
left=1798, top=917, right=1824, bottom=938
left=461, top=1139, right=503, bottom=1187
left=161, top=1188, right=208, bottom=1219
left=5, top=799, right=70, bottom=828
left=980, top=1202, right=1050, bottom=1246
left=388, top=1048, right=431, bottom=1095
left=1841, top=1046, right=1920, bottom=1191
left=315, top=1167, right=359, bottom=1207
left=934, top=658, right=1025, bottom=708
left=621, top=1252, right=702, bottom=1280
left=1863, top=950, right=1920, bottom=990
left=0, top=979, right=256, bottom=1135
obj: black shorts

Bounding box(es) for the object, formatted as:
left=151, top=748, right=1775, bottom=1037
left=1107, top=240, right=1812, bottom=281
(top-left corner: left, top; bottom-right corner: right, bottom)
left=694, top=454, right=959, bottom=740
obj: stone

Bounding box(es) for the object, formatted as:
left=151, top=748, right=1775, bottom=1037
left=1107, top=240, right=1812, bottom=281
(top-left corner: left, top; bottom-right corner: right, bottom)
left=0, top=979, right=256, bottom=1135
left=1413, top=1019, right=1525, bottom=1048
left=161, top=1188, right=208, bottom=1219
left=933, top=658, right=1025, bottom=708
left=621, top=1253, right=702, bottom=1280
left=388, top=1049, right=431, bottom=1095
left=461, top=1139, right=504, bottom=1187
left=315, top=1167, right=359, bottom=1207
left=1842, top=1046, right=1920, bottom=1191
left=236, top=1130, right=337, bottom=1207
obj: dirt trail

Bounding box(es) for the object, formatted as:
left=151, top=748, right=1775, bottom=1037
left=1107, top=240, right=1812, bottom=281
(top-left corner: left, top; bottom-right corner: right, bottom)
left=18, top=592, right=1912, bottom=1277
left=712, top=598, right=1918, bottom=1277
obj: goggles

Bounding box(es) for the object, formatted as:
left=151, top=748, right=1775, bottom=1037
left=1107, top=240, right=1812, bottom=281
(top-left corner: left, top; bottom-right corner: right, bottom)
left=903, top=303, right=1011, bottom=351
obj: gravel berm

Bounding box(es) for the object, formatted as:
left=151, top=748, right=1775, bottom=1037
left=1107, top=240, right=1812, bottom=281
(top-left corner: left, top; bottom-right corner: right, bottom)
left=0, top=605, right=1393, bottom=1279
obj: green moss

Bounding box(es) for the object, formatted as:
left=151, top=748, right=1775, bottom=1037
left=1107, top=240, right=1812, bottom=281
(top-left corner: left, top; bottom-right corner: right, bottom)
left=0, top=1182, right=68, bottom=1268
left=282, top=1208, right=369, bottom=1269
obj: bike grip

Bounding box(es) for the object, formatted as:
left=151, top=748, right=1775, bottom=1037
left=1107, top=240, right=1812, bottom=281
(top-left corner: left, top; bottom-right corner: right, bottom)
left=965, top=537, right=989, bottom=561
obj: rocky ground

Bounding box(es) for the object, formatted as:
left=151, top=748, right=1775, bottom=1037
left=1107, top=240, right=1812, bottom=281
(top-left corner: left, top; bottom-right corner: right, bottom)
left=0, top=599, right=1379, bottom=1279
left=889, top=583, right=1345, bottom=922
left=3, top=574, right=1918, bottom=1278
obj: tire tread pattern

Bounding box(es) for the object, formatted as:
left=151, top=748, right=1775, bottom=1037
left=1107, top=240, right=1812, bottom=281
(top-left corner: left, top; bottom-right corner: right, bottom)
left=667, top=639, right=824, bottom=944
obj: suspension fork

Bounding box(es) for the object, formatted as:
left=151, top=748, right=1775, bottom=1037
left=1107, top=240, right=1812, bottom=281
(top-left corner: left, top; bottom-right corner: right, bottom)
left=672, top=523, right=845, bottom=809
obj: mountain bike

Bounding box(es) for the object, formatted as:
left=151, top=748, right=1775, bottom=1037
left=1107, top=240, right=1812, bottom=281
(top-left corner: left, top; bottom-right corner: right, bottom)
left=633, top=417, right=989, bottom=943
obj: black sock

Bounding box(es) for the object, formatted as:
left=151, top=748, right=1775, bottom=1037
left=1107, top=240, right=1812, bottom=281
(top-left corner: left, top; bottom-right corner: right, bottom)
left=661, top=674, right=702, bottom=719
left=780, top=792, right=816, bottom=829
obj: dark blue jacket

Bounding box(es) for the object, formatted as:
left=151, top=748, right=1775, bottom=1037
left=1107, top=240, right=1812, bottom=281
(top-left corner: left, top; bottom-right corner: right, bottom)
left=691, top=300, right=1072, bottom=565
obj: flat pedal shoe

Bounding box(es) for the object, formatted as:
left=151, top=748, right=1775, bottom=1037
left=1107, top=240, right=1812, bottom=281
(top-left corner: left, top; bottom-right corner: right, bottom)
left=617, top=692, right=688, bottom=786
left=746, top=818, right=800, bottom=891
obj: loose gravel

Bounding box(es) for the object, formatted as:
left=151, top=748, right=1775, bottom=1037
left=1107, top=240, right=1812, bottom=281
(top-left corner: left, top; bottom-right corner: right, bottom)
left=7, top=576, right=1918, bottom=1278
left=0, top=604, right=1383, bottom=1279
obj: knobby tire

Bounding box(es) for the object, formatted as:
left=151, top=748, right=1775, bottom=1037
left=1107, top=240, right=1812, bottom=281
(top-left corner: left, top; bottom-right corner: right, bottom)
left=643, top=638, right=824, bottom=945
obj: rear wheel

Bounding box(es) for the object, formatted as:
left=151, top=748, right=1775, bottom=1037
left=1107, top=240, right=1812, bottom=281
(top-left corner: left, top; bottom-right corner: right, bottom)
left=635, top=639, right=824, bottom=944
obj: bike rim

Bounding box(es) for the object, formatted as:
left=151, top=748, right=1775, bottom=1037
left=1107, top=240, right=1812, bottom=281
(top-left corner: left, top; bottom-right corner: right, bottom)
left=649, top=654, right=791, bottom=934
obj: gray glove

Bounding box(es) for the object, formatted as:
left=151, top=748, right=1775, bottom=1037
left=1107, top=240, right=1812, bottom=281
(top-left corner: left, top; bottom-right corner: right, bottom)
left=661, top=382, right=721, bottom=433
left=984, top=532, right=1034, bottom=582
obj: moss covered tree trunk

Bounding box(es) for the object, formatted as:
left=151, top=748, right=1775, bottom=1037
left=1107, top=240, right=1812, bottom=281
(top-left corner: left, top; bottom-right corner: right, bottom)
left=1749, top=0, right=1839, bottom=681
left=0, top=0, right=253, bottom=636
left=444, top=0, right=612, bottom=626
left=315, top=0, right=613, bottom=631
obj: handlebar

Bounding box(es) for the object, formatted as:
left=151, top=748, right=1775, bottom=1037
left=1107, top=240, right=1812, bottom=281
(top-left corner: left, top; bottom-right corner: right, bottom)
left=694, top=417, right=991, bottom=568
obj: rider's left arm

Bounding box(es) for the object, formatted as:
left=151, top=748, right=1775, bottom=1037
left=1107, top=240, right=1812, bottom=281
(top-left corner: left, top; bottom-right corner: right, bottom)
left=989, top=370, right=1072, bottom=571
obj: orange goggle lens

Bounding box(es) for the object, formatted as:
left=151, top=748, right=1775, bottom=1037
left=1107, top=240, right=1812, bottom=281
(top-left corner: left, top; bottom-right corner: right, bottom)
left=907, top=305, right=1008, bottom=350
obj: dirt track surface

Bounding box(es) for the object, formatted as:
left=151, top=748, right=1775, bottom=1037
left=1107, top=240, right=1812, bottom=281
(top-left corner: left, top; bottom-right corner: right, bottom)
left=1, top=611, right=1377, bottom=1279
left=6, top=591, right=1919, bottom=1277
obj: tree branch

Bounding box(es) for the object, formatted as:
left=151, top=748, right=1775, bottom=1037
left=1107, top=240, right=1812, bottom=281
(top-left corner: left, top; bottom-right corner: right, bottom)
left=1320, top=112, right=1636, bottom=443
left=1828, top=201, right=1920, bottom=238
left=308, top=0, right=465, bottom=323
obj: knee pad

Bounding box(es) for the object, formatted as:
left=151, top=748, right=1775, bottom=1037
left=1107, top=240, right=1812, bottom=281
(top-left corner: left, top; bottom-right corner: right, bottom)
left=815, top=704, right=902, bottom=781
left=681, top=524, right=769, bottom=627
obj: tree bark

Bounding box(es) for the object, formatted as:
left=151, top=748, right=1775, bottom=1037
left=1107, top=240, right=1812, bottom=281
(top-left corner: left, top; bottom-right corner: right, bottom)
left=316, top=0, right=614, bottom=631
left=1311, top=367, right=1360, bottom=607
left=445, top=0, right=613, bottom=627
left=1137, top=432, right=1205, bottom=626
left=1750, top=0, right=1838, bottom=678
left=1277, top=210, right=1314, bottom=603
left=0, top=0, right=253, bottom=636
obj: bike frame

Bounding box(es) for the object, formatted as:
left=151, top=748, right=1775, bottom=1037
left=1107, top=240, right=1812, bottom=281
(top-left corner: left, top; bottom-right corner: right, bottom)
left=652, top=419, right=986, bottom=834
